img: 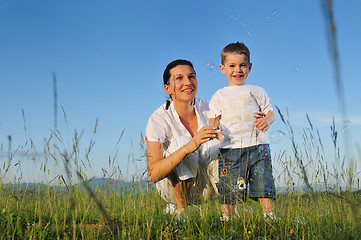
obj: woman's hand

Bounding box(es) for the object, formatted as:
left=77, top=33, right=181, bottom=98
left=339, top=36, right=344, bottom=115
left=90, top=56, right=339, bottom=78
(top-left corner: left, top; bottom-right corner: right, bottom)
left=185, top=126, right=218, bottom=153
left=146, top=127, right=217, bottom=183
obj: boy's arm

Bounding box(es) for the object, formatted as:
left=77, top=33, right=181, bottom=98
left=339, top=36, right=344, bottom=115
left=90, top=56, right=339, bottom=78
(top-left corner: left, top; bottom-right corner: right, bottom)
left=254, top=110, right=275, bottom=131
left=208, top=115, right=223, bottom=140
left=209, top=115, right=222, bottom=129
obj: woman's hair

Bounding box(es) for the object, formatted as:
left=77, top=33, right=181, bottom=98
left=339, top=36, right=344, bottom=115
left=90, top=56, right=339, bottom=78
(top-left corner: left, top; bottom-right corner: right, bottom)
left=163, top=59, right=195, bottom=85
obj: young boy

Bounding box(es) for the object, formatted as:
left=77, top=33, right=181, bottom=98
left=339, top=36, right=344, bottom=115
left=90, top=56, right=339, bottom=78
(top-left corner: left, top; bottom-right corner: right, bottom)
left=209, top=42, right=276, bottom=221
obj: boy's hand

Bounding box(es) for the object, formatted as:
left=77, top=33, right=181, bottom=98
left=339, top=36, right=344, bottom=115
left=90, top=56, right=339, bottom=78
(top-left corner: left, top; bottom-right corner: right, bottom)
left=208, top=116, right=223, bottom=140
left=254, top=111, right=275, bottom=131
left=254, top=117, right=270, bottom=131
left=254, top=112, right=265, bottom=119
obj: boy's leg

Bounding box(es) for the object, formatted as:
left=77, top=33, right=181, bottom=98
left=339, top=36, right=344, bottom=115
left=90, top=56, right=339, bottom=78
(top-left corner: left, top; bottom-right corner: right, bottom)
left=221, top=204, right=234, bottom=217
left=248, top=145, right=276, bottom=217
left=218, top=148, right=246, bottom=219
left=259, top=197, right=274, bottom=213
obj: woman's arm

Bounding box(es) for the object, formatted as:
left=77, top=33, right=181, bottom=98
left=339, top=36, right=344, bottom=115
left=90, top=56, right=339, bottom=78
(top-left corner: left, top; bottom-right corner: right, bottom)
left=146, top=126, right=217, bottom=183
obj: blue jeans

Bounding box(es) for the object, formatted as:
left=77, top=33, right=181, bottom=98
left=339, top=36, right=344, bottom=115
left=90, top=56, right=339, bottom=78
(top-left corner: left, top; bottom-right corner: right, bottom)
left=218, top=144, right=276, bottom=204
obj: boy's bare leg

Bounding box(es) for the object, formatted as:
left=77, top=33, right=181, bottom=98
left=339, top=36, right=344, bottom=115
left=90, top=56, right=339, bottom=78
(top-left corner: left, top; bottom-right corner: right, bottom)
left=259, top=198, right=274, bottom=213
left=221, top=204, right=234, bottom=217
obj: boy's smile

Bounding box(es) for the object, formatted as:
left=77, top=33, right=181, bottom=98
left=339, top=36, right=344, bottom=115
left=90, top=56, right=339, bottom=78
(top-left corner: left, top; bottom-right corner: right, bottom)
left=220, top=53, right=252, bottom=86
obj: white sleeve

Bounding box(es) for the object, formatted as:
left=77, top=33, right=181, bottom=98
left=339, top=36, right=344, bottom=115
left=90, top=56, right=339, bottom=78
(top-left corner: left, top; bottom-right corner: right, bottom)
left=209, top=92, right=222, bottom=118
left=252, top=87, right=273, bottom=114
left=145, top=111, right=169, bottom=143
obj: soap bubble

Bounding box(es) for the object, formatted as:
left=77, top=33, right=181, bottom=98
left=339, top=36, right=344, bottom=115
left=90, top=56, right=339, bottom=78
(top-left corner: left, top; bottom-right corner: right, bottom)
left=272, top=9, right=280, bottom=19
left=206, top=62, right=217, bottom=73
left=342, top=119, right=351, bottom=133
left=239, top=20, right=247, bottom=28
left=258, top=145, right=270, bottom=154
left=247, top=31, right=253, bottom=38
left=265, top=16, right=272, bottom=23
left=229, top=15, right=237, bottom=22
left=269, top=131, right=284, bottom=144
left=209, top=236, right=223, bottom=240
left=294, top=65, right=301, bottom=71
left=265, top=9, right=280, bottom=23
left=244, top=206, right=253, bottom=213
left=254, top=167, right=265, bottom=176
left=258, top=145, right=265, bottom=152
left=27, top=220, right=35, bottom=228
left=294, top=216, right=307, bottom=226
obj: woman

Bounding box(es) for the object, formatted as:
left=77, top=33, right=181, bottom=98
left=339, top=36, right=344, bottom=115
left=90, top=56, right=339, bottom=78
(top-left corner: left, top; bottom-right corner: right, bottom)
left=145, top=59, right=220, bottom=219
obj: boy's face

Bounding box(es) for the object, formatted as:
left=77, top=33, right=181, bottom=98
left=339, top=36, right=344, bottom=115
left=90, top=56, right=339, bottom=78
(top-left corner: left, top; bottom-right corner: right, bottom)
left=220, top=53, right=252, bottom=86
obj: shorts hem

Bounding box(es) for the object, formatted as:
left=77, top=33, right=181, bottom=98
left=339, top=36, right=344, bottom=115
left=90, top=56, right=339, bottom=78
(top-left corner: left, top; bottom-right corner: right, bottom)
left=248, top=192, right=276, bottom=200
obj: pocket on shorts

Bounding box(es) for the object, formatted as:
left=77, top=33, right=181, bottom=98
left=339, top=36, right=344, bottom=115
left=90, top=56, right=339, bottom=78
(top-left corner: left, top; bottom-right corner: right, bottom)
left=218, top=149, right=231, bottom=178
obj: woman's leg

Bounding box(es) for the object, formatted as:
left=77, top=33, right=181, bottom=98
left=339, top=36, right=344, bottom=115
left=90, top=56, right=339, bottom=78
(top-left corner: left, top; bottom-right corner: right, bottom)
left=168, top=170, right=194, bottom=212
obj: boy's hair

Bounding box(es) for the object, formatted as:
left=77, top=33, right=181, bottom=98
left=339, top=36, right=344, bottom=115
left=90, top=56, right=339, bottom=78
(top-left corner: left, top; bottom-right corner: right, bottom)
left=163, top=59, right=195, bottom=85
left=221, top=42, right=251, bottom=65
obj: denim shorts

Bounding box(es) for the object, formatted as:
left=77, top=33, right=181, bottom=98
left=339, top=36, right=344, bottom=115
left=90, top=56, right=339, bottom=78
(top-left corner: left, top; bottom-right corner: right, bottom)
left=218, top=144, right=276, bottom=204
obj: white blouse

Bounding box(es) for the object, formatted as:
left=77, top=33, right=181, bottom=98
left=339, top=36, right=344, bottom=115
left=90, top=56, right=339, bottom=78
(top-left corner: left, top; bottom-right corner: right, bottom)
left=146, top=98, right=219, bottom=163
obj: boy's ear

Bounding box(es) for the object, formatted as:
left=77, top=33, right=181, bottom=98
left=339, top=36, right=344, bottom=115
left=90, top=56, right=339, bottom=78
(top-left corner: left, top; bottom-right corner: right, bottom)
left=219, top=64, right=226, bottom=74
left=248, top=63, right=252, bottom=72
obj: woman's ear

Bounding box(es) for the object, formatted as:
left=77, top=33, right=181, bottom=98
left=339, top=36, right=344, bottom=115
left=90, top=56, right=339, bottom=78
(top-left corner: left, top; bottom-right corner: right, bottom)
left=164, top=84, right=172, bottom=95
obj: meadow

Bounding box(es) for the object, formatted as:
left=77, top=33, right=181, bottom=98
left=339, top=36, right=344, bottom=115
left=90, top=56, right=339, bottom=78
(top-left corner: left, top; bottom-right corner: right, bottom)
left=0, top=106, right=360, bottom=240
left=0, top=173, right=360, bottom=239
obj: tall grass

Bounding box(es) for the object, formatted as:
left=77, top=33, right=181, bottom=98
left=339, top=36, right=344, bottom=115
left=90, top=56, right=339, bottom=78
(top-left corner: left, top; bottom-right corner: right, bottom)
left=0, top=104, right=360, bottom=239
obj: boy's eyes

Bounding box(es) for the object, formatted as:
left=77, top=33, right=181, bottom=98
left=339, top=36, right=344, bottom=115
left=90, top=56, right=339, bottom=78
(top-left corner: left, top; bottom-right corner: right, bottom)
left=228, top=64, right=247, bottom=68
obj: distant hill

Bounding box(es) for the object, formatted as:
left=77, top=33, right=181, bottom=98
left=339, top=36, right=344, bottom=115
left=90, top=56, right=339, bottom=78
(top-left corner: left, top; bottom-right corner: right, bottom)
left=2, top=180, right=359, bottom=197
left=80, top=178, right=153, bottom=192
left=1, top=178, right=154, bottom=193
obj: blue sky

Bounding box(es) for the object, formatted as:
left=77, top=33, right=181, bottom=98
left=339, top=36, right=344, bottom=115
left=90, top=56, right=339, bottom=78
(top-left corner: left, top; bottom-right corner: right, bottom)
left=1, top=0, right=360, bottom=185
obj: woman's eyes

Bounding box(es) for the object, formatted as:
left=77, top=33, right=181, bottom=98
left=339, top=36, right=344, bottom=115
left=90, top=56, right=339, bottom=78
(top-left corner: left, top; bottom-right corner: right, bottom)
left=175, top=75, right=195, bottom=81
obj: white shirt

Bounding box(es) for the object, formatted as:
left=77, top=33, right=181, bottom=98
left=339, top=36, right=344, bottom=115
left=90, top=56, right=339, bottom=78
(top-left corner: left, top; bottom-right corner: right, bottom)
left=146, top=98, right=219, bottom=162
left=209, top=84, right=273, bottom=148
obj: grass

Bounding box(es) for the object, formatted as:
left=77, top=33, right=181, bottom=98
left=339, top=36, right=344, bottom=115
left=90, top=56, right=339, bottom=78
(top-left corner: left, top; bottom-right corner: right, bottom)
left=0, top=108, right=360, bottom=239
left=3, top=102, right=360, bottom=239
left=0, top=182, right=360, bottom=239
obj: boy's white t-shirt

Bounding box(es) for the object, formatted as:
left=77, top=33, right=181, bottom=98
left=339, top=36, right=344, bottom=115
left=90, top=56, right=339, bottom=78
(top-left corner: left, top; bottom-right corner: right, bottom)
left=209, top=84, right=273, bottom=148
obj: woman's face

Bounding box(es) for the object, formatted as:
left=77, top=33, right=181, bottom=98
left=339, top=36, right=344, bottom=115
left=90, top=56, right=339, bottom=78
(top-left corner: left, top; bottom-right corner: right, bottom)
left=164, top=65, right=198, bottom=103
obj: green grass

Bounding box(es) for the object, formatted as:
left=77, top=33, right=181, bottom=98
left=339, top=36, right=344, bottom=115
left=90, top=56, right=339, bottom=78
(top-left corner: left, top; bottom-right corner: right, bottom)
left=0, top=182, right=360, bottom=239
left=0, top=104, right=359, bottom=239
